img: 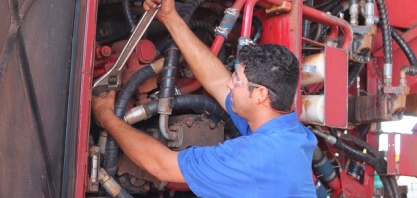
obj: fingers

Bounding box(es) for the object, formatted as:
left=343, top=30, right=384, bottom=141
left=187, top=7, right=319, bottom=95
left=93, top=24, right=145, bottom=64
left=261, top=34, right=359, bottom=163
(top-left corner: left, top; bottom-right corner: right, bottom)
left=143, top=0, right=161, bottom=10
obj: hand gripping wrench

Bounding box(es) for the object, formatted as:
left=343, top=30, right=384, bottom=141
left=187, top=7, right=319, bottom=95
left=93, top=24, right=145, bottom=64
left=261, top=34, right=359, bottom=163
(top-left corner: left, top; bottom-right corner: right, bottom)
left=92, top=5, right=160, bottom=96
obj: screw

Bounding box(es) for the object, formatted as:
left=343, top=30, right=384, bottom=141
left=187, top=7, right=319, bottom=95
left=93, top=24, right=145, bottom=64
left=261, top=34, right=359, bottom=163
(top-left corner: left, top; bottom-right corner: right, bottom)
left=142, top=184, right=150, bottom=192
left=99, top=28, right=108, bottom=37
left=209, top=122, right=216, bottom=129
left=119, top=176, right=126, bottom=184
left=186, top=120, right=193, bottom=127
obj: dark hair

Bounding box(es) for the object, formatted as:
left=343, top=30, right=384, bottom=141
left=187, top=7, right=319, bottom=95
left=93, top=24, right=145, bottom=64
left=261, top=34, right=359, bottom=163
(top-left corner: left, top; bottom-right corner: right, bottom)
left=238, top=44, right=299, bottom=111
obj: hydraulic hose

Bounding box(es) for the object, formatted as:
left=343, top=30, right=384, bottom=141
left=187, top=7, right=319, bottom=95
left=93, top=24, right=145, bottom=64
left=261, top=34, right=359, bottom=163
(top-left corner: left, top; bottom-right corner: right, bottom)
left=310, top=128, right=394, bottom=197
left=158, top=0, right=207, bottom=140
left=122, top=0, right=135, bottom=30
left=143, top=95, right=240, bottom=138
left=312, top=147, right=342, bottom=192
left=156, top=20, right=227, bottom=63
left=391, top=28, right=417, bottom=66
left=340, top=133, right=399, bottom=197
left=103, top=59, right=164, bottom=177
left=376, top=0, right=393, bottom=86
left=251, top=17, right=263, bottom=43
left=321, top=0, right=341, bottom=12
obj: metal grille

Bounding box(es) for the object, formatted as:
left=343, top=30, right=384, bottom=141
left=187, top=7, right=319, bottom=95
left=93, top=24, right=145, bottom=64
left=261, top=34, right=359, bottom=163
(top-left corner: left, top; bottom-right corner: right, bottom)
left=0, top=0, right=75, bottom=197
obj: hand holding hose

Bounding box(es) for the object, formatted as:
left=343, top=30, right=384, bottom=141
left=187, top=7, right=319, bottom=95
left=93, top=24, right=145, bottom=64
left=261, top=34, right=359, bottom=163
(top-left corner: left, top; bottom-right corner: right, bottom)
left=143, top=0, right=177, bottom=23
left=91, top=90, right=116, bottom=128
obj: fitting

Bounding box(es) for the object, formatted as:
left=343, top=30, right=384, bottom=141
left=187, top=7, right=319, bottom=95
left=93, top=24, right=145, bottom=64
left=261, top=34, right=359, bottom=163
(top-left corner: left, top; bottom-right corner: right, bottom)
left=215, top=8, right=239, bottom=39
left=365, top=1, right=375, bottom=25
left=350, top=1, right=359, bottom=25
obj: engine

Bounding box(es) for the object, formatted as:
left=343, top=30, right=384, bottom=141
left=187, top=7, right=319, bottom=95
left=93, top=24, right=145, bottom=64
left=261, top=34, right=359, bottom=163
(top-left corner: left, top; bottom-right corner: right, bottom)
left=86, top=0, right=417, bottom=197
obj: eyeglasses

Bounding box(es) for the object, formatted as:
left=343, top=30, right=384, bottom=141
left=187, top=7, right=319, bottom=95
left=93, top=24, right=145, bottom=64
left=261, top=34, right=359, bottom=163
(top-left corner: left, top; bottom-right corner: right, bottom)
left=231, top=72, right=277, bottom=96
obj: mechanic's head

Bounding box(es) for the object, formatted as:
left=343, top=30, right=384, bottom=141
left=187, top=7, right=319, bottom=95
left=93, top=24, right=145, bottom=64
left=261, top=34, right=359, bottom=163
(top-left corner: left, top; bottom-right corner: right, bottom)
left=238, top=44, right=299, bottom=112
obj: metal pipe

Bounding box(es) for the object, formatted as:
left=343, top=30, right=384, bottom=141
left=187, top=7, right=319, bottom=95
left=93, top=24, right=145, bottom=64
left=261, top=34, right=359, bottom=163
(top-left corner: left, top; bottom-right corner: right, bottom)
left=98, top=168, right=133, bottom=198
left=159, top=114, right=177, bottom=140
left=365, top=0, right=375, bottom=25
left=303, top=5, right=353, bottom=49
left=349, top=0, right=359, bottom=25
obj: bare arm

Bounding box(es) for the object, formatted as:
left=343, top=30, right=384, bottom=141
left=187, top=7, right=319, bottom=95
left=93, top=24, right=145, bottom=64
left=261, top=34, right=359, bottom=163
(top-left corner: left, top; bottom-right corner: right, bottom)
left=144, top=0, right=230, bottom=109
left=92, top=91, right=185, bottom=183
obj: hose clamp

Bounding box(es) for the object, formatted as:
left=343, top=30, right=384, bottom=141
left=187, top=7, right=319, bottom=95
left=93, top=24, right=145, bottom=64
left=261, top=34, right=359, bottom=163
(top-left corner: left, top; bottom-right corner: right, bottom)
left=224, top=8, right=239, bottom=18
left=215, top=26, right=229, bottom=37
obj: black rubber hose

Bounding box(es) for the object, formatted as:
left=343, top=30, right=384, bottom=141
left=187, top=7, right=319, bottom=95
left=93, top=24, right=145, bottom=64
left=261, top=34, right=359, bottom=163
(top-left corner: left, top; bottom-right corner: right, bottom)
left=158, top=0, right=207, bottom=106
left=340, top=133, right=399, bottom=197
left=160, top=41, right=180, bottom=99
left=314, top=0, right=333, bottom=9
left=348, top=62, right=365, bottom=88
left=114, top=66, right=156, bottom=117
left=122, top=0, right=135, bottom=30
left=104, top=65, right=156, bottom=177
left=391, top=28, right=417, bottom=66
left=200, top=2, right=225, bottom=16
left=376, top=0, right=393, bottom=65
left=321, top=0, right=341, bottom=12
left=252, top=17, right=263, bottom=43
left=333, top=138, right=394, bottom=197
left=144, top=95, right=240, bottom=138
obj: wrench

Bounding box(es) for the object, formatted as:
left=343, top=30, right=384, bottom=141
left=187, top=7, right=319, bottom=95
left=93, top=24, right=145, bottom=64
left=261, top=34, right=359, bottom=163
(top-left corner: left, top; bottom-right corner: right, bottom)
left=92, top=5, right=160, bottom=96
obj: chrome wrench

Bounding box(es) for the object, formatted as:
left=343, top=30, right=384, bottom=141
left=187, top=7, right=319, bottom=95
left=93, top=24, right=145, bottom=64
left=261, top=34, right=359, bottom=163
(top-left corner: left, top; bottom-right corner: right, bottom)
left=92, top=5, right=160, bottom=95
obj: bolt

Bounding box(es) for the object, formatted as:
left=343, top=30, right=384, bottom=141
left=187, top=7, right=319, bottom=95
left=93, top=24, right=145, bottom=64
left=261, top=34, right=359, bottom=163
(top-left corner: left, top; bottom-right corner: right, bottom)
left=209, top=122, right=216, bottom=129
left=119, top=176, right=126, bottom=184
left=142, top=184, right=150, bottom=192
left=99, top=28, right=108, bottom=37
left=186, top=120, right=193, bottom=127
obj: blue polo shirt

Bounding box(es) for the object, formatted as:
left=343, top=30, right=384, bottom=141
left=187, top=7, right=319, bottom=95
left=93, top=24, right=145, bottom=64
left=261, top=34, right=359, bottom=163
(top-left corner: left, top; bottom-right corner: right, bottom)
left=177, top=94, right=317, bottom=197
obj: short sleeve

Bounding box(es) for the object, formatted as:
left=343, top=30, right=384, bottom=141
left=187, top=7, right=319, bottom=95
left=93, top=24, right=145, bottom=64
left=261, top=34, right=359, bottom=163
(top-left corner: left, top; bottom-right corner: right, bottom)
left=225, top=93, right=252, bottom=136
left=177, top=138, right=257, bottom=198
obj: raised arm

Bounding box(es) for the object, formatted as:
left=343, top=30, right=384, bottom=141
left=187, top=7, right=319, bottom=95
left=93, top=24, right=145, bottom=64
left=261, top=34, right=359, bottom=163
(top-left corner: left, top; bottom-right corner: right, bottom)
left=144, top=0, right=230, bottom=109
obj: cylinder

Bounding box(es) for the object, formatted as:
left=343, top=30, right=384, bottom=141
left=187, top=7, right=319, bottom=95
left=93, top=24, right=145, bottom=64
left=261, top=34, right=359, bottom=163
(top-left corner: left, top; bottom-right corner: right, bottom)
left=300, top=95, right=325, bottom=124
left=301, top=53, right=325, bottom=86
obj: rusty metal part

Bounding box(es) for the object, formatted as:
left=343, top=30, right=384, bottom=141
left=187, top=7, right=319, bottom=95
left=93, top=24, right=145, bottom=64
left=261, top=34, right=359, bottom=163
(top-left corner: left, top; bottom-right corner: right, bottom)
left=265, top=0, right=292, bottom=16
left=167, top=114, right=225, bottom=150
left=87, top=146, right=100, bottom=192
left=351, top=26, right=377, bottom=63
left=348, top=94, right=406, bottom=123
left=405, top=93, right=417, bottom=116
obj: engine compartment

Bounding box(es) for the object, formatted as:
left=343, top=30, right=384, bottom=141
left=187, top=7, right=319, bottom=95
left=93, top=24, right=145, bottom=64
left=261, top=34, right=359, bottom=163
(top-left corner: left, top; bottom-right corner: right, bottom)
left=85, top=0, right=417, bottom=197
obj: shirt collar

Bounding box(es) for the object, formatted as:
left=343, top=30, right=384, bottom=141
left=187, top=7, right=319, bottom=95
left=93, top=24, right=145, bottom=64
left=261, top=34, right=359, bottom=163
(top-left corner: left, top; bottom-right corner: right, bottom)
left=253, top=111, right=299, bottom=134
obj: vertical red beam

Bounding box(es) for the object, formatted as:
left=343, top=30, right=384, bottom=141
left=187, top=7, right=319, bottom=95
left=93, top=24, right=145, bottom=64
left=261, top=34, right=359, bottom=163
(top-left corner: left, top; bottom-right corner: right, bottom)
left=74, top=0, right=97, bottom=197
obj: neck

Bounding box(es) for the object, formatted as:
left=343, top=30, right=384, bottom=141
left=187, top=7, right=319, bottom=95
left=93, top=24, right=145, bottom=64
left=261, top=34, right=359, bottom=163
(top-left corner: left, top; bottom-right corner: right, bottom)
left=247, top=106, right=282, bottom=132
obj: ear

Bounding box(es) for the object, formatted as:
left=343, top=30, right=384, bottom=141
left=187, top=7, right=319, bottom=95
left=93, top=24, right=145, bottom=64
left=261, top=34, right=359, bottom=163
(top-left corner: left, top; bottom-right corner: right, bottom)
left=257, top=87, right=270, bottom=103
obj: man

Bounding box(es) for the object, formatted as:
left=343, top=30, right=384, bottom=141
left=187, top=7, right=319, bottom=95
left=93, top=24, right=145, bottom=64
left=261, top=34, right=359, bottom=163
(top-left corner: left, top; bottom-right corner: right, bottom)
left=92, top=0, right=318, bottom=197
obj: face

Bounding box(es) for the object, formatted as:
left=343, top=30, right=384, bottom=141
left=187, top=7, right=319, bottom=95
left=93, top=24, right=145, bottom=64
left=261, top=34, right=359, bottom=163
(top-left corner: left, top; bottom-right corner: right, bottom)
left=226, top=66, right=253, bottom=117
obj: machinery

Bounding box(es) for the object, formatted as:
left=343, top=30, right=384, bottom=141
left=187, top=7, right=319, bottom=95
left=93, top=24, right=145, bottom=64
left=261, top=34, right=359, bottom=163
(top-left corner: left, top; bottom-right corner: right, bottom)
left=1, top=0, right=417, bottom=197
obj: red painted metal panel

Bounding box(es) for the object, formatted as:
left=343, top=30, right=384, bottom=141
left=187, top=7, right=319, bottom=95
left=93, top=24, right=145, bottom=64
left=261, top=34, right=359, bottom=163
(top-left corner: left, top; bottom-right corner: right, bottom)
left=324, top=47, right=348, bottom=128
left=384, top=0, right=417, bottom=29
left=75, top=0, right=97, bottom=197
left=339, top=171, right=373, bottom=198
left=399, top=134, right=417, bottom=176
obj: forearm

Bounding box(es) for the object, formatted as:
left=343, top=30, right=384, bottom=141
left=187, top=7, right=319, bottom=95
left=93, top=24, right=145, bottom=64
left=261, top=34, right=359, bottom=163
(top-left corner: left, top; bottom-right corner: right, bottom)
left=102, top=113, right=184, bottom=183
left=162, top=12, right=230, bottom=107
